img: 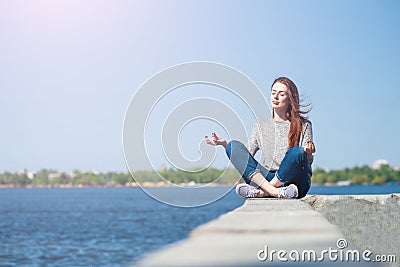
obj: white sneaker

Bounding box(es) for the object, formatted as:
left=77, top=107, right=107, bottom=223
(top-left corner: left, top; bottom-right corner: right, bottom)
left=278, top=184, right=298, bottom=198
left=235, top=183, right=260, bottom=198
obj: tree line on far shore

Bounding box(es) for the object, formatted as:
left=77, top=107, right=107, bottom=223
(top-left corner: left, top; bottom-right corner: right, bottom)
left=312, top=164, right=399, bottom=185
left=0, top=168, right=238, bottom=187
left=0, top=164, right=399, bottom=187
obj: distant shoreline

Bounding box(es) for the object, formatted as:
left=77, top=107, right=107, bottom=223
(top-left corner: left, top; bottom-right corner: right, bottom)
left=1, top=181, right=399, bottom=189
left=0, top=183, right=236, bottom=189
left=2, top=164, right=399, bottom=187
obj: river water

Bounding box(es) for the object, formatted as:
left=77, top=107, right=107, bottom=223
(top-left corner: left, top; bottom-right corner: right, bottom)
left=1, top=184, right=399, bottom=266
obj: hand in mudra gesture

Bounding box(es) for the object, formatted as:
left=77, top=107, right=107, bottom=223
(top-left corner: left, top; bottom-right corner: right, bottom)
left=304, top=140, right=316, bottom=162
left=205, top=132, right=227, bottom=148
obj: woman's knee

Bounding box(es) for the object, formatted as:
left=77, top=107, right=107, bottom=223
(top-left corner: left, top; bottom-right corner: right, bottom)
left=226, top=140, right=245, bottom=154
left=228, top=140, right=244, bottom=147
left=287, top=146, right=305, bottom=155
left=286, top=146, right=307, bottom=161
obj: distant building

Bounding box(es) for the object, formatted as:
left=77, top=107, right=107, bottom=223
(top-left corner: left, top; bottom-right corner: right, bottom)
left=67, top=171, right=76, bottom=178
left=18, top=168, right=27, bottom=175
left=160, top=164, right=166, bottom=172
left=372, top=159, right=389, bottom=170
left=18, top=169, right=36, bottom=179
left=27, top=171, right=36, bottom=179
left=48, top=172, right=60, bottom=180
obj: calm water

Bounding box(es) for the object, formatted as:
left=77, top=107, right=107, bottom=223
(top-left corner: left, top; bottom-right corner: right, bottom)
left=0, top=187, right=244, bottom=267
left=1, top=184, right=400, bottom=267
left=309, top=182, right=400, bottom=195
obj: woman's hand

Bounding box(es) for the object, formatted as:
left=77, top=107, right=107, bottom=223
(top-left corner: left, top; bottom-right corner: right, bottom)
left=304, top=140, right=316, bottom=162
left=205, top=132, right=227, bottom=148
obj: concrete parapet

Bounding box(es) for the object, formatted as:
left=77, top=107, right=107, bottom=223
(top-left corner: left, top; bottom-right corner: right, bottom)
left=136, top=197, right=387, bottom=266
left=303, top=194, right=399, bottom=267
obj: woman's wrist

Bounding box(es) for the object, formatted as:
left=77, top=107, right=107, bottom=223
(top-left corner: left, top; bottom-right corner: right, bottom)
left=222, top=140, right=227, bottom=148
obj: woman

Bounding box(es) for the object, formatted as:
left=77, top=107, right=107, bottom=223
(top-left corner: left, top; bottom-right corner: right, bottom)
left=205, top=77, right=315, bottom=199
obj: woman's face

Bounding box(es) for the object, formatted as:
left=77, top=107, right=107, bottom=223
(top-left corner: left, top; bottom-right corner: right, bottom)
left=270, top=82, right=290, bottom=111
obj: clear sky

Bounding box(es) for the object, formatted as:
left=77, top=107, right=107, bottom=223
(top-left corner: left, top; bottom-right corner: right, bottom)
left=1, top=0, right=399, bottom=172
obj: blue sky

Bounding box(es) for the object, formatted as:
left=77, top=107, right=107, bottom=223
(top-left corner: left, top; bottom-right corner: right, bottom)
left=1, top=0, right=399, bottom=172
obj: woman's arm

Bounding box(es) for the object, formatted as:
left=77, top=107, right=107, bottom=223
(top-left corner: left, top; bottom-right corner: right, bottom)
left=304, top=140, right=316, bottom=163
left=205, top=122, right=260, bottom=154
left=301, top=121, right=316, bottom=163
left=247, top=122, right=260, bottom=156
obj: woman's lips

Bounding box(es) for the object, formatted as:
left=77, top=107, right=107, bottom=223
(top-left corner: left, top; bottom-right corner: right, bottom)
left=272, top=101, right=279, bottom=105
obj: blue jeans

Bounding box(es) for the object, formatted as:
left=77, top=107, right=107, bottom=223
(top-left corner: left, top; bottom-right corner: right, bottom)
left=225, top=140, right=312, bottom=198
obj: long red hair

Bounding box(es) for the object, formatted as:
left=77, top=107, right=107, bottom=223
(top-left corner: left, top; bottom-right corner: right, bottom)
left=271, top=77, right=310, bottom=148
